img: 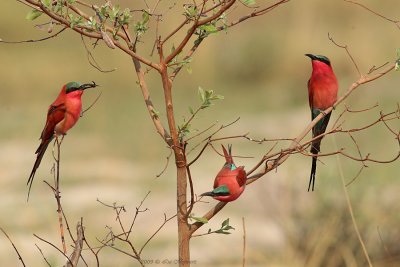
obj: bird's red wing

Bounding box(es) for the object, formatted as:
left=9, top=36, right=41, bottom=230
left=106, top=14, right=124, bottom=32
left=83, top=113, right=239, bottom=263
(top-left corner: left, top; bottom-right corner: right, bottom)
left=308, top=79, right=313, bottom=109
left=236, top=167, right=247, bottom=186
left=213, top=177, right=218, bottom=189
left=40, top=104, right=66, bottom=141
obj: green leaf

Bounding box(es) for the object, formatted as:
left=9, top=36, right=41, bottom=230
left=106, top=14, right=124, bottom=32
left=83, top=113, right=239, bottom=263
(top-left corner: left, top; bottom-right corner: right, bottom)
left=190, top=216, right=209, bottom=224
left=110, top=5, right=120, bottom=20
left=142, top=11, right=150, bottom=24
left=86, top=16, right=97, bottom=29
left=214, top=229, right=231, bottom=234
left=41, top=0, right=51, bottom=8
left=189, top=106, right=194, bottom=114
left=198, top=87, right=206, bottom=104
left=119, top=8, right=132, bottom=25
left=67, top=0, right=77, bottom=3
left=210, top=94, right=224, bottom=101
left=221, top=218, right=230, bottom=228
left=26, top=9, right=43, bottom=20
left=241, top=0, right=256, bottom=5
left=184, top=4, right=197, bottom=18
left=186, top=65, right=192, bottom=74
left=100, top=4, right=109, bottom=18
left=200, top=24, right=218, bottom=34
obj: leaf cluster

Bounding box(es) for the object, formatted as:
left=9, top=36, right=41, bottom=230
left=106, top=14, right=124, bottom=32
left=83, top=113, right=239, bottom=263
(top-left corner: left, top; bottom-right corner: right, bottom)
left=198, top=87, right=224, bottom=109
left=178, top=87, right=224, bottom=141
left=25, top=1, right=153, bottom=40
left=190, top=216, right=235, bottom=235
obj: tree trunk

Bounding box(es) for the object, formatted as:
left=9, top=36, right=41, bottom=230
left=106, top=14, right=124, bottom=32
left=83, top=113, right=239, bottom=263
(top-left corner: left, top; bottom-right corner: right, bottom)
left=176, top=162, right=190, bottom=267
left=159, top=63, right=191, bottom=266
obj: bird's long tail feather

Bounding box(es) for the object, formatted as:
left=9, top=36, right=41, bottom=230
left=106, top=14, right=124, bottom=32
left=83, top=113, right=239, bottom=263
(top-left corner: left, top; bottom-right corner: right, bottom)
left=308, top=112, right=332, bottom=191
left=27, top=138, right=52, bottom=200
left=308, top=140, right=320, bottom=192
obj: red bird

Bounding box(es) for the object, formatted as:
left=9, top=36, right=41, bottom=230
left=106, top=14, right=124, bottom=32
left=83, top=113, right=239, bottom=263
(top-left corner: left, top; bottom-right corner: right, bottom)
left=27, top=81, right=97, bottom=198
left=201, top=145, right=247, bottom=202
left=305, top=54, right=338, bottom=191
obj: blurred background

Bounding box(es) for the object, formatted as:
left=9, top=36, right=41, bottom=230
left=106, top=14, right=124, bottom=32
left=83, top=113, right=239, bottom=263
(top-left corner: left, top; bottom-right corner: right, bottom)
left=1, top=0, right=400, bottom=266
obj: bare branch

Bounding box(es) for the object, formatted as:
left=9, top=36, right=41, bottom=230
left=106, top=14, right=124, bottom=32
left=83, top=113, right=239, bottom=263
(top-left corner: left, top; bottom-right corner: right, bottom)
left=335, top=140, right=373, bottom=267
left=344, top=0, right=400, bottom=30
left=242, top=217, right=246, bottom=267
left=34, top=234, right=72, bottom=265
left=220, top=0, right=291, bottom=30
left=0, top=228, right=26, bottom=267
left=80, top=35, right=116, bottom=73
left=35, top=244, right=52, bottom=267
left=0, top=27, right=67, bottom=43
left=64, top=222, right=84, bottom=267
left=126, top=191, right=151, bottom=240
left=139, top=213, right=176, bottom=254
left=328, top=33, right=361, bottom=76
left=156, top=148, right=173, bottom=177
left=133, top=57, right=172, bottom=145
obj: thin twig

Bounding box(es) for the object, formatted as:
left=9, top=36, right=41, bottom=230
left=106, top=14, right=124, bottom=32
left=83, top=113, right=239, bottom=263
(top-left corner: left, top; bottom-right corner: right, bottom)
left=377, top=226, right=393, bottom=258
left=242, top=217, right=246, bottom=267
left=35, top=244, right=52, bottom=267
left=156, top=148, right=173, bottom=177
left=126, top=191, right=151, bottom=240
left=0, top=27, right=67, bottom=44
left=185, top=144, right=195, bottom=219
left=328, top=33, right=361, bottom=76
left=81, top=91, right=103, bottom=115
left=139, top=213, right=176, bottom=254
left=80, top=35, right=116, bottom=73
left=54, top=136, right=67, bottom=254
left=334, top=137, right=373, bottom=267
left=34, top=234, right=72, bottom=266
left=0, top=228, right=26, bottom=267
left=344, top=0, right=400, bottom=29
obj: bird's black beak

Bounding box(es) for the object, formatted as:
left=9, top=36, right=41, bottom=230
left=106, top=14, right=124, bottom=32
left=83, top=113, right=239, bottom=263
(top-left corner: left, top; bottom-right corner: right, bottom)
left=79, top=81, right=98, bottom=91
left=305, top=53, right=317, bottom=60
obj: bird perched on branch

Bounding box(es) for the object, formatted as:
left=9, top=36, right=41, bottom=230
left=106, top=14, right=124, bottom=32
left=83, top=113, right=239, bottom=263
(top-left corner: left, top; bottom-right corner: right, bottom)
left=201, top=145, right=247, bottom=202
left=305, top=54, right=338, bottom=191
left=27, top=81, right=98, bottom=198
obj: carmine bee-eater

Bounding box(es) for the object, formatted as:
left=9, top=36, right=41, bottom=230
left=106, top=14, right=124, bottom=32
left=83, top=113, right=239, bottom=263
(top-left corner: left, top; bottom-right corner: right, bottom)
left=305, top=54, right=338, bottom=191
left=201, top=145, right=247, bottom=202
left=27, top=81, right=97, bottom=198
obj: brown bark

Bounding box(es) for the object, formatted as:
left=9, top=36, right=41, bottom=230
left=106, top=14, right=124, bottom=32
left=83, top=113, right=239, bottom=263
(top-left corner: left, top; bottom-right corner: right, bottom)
left=159, top=63, right=190, bottom=266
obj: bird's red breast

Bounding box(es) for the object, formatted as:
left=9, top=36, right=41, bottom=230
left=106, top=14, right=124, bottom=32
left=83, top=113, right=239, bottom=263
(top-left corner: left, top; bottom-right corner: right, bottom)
left=308, top=60, right=338, bottom=110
